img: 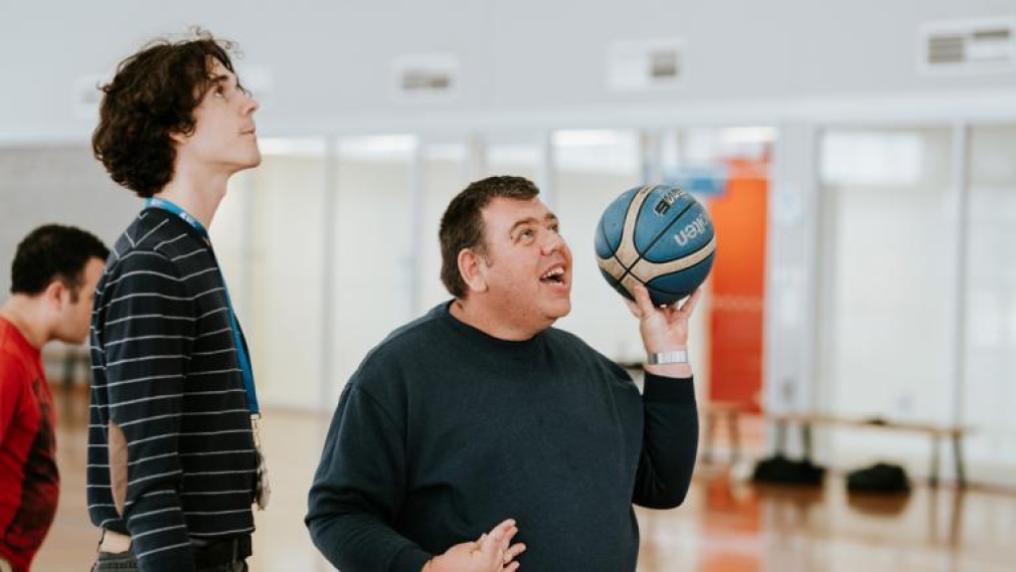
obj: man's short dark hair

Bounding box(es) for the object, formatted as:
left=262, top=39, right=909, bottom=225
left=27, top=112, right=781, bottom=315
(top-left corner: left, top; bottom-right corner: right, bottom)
left=10, top=224, right=109, bottom=302
left=439, top=176, right=540, bottom=298
left=92, top=30, right=242, bottom=198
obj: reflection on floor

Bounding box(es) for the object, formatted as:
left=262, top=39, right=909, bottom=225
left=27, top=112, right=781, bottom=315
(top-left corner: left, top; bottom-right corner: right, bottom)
left=34, top=388, right=1016, bottom=571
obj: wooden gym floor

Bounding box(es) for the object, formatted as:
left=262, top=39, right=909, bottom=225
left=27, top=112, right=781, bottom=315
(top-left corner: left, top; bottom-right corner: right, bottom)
left=32, top=388, right=1016, bottom=572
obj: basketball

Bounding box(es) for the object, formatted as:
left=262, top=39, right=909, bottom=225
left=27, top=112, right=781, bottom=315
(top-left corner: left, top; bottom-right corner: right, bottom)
left=595, top=184, right=716, bottom=306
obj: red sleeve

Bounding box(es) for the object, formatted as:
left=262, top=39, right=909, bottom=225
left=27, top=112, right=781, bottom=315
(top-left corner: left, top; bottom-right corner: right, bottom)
left=0, top=355, right=28, bottom=446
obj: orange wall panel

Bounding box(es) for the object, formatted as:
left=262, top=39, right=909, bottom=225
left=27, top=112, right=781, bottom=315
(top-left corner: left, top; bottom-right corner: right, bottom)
left=707, top=160, right=767, bottom=411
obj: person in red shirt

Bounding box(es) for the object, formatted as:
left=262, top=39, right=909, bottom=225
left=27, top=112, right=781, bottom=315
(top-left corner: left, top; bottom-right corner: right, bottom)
left=0, top=224, right=108, bottom=572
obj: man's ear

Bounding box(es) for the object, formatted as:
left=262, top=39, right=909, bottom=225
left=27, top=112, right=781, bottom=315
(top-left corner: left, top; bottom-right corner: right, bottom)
left=42, top=279, right=69, bottom=311
left=457, top=248, right=489, bottom=294
left=168, top=128, right=189, bottom=146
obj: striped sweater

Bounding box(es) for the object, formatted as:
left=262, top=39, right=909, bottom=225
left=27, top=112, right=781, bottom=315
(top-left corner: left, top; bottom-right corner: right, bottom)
left=87, top=208, right=257, bottom=572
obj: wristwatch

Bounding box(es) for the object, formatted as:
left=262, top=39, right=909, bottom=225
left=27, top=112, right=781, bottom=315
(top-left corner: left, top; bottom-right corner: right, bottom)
left=646, top=350, right=688, bottom=365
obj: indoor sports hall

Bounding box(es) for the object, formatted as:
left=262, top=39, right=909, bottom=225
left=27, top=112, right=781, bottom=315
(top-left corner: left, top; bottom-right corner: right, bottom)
left=1, top=1, right=1015, bottom=571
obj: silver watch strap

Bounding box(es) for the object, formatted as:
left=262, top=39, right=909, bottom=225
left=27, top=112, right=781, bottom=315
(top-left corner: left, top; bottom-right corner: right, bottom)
left=647, top=350, right=688, bottom=365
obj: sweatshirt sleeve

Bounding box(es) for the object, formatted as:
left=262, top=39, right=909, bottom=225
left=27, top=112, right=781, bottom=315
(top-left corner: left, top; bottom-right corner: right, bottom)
left=97, top=251, right=196, bottom=572
left=306, top=378, right=431, bottom=572
left=631, top=373, right=699, bottom=509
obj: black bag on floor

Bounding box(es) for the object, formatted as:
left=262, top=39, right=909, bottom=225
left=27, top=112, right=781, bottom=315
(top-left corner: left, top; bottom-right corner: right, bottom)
left=846, top=462, right=910, bottom=493
left=752, top=454, right=826, bottom=485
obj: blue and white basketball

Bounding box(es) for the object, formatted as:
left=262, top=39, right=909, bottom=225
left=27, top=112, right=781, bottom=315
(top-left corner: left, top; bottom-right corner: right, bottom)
left=595, top=184, right=716, bottom=306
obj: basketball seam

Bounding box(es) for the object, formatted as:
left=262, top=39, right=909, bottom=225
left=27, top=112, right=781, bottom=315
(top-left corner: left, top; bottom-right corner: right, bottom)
left=636, top=198, right=699, bottom=265
left=614, top=185, right=653, bottom=268
left=596, top=218, right=625, bottom=281
left=631, top=239, right=715, bottom=288
left=597, top=215, right=611, bottom=260
left=619, top=195, right=700, bottom=286
left=641, top=251, right=715, bottom=294
left=639, top=235, right=717, bottom=273
left=601, top=189, right=639, bottom=254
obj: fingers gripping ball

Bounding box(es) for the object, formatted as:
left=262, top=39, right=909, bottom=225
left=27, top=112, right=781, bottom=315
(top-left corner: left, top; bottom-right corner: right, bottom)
left=595, top=184, right=716, bottom=306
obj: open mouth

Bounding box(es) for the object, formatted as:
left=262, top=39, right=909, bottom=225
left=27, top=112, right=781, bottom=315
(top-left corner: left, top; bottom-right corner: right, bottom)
left=540, top=265, right=566, bottom=285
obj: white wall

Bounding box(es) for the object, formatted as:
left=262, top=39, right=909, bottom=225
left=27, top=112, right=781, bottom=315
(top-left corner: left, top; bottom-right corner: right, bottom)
left=4, top=0, right=1016, bottom=484
left=2, top=0, right=1016, bottom=142
left=964, top=123, right=1016, bottom=482
left=0, top=146, right=138, bottom=294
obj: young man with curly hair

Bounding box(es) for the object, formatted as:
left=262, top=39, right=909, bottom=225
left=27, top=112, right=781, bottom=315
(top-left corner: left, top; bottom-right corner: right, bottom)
left=1, top=225, right=108, bottom=572
left=88, top=31, right=264, bottom=572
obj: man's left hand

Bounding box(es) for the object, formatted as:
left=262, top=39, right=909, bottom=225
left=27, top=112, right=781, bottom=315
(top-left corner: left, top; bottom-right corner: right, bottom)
left=625, top=284, right=701, bottom=377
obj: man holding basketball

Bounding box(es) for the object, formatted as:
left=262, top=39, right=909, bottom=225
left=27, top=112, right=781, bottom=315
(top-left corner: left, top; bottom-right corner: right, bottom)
left=307, top=176, right=700, bottom=571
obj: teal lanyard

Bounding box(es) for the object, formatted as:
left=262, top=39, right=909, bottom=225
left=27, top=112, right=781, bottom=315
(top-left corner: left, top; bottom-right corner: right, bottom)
left=145, top=198, right=261, bottom=416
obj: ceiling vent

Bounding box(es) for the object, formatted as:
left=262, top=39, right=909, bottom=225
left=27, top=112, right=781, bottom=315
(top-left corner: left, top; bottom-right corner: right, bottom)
left=607, top=38, right=684, bottom=92
left=391, top=53, right=459, bottom=102
left=920, top=17, right=1016, bottom=73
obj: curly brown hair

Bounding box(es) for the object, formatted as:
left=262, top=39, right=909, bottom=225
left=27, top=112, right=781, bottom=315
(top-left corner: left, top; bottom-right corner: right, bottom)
left=92, top=30, right=241, bottom=197
left=439, top=176, right=540, bottom=298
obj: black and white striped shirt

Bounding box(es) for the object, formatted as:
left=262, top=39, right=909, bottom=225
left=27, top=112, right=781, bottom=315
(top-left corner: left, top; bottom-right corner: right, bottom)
left=87, top=208, right=257, bottom=572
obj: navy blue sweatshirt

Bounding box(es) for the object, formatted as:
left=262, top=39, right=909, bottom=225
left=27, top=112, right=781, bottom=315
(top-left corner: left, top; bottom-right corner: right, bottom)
left=306, top=303, right=698, bottom=571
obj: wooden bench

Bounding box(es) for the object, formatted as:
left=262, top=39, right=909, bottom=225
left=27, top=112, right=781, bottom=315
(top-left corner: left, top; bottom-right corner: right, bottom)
left=768, top=412, right=970, bottom=488
left=617, top=362, right=968, bottom=486
left=618, top=362, right=758, bottom=466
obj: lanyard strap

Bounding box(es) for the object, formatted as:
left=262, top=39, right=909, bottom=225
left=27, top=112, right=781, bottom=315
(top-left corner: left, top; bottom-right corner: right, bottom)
left=145, top=198, right=261, bottom=416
